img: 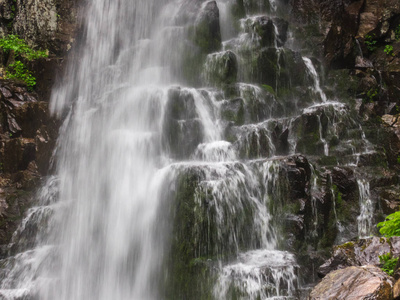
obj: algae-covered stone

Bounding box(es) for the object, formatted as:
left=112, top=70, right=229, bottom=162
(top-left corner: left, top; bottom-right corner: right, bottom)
left=220, top=97, right=244, bottom=125
left=203, top=50, right=238, bottom=86
left=194, top=1, right=221, bottom=54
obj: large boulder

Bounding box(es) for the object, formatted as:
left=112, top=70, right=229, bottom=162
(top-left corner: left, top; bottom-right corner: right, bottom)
left=309, top=265, right=394, bottom=300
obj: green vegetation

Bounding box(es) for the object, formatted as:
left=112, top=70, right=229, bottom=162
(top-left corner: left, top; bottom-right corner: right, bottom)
left=379, top=252, right=399, bottom=276
left=384, top=45, right=395, bottom=56
left=377, top=211, right=400, bottom=237
left=395, top=24, right=400, bottom=41
left=5, top=61, right=36, bottom=87
left=0, top=34, right=48, bottom=89
left=363, top=87, right=378, bottom=103
left=261, top=84, right=275, bottom=95
left=364, top=34, right=377, bottom=52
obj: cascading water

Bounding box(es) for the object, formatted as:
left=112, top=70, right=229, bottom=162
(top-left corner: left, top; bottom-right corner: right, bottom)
left=0, top=0, right=382, bottom=299
left=357, top=179, right=374, bottom=238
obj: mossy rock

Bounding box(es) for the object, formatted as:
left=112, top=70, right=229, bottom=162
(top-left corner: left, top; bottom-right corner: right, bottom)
left=318, top=156, right=338, bottom=166
left=220, top=97, right=245, bottom=125
left=203, top=50, right=238, bottom=86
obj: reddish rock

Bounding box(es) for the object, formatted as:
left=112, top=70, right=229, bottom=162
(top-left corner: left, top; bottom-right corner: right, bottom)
left=310, top=265, right=393, bottom=300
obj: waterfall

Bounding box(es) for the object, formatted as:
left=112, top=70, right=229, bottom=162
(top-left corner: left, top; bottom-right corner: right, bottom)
left=0, top=0, right=381, bottom=299
left=357, top=179, right=374, bottom=238
left=302, top=57, right=327, bottom=103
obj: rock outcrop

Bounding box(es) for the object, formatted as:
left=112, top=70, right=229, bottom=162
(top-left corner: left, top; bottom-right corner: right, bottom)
left=309, top=265, right=394, bottom=300
left=0, top=80, right=58, bottom=253
left=318, top=237, right=400, bottom=277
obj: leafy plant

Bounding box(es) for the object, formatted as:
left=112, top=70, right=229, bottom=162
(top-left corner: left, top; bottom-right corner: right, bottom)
left=364, top=34, right=377, bottom=52
left=363, top=87, right=378, bottom=103
left=5, top=61, right=36, bottom=88
left=384, top=45, right=395, bottom=56
left=0, top=35, right=48, bottom=60
left=379, top=252, right=399, bottom=276
left=0, top=35, right=48, bottom=89
left=377, top=211, right=400, bottom=237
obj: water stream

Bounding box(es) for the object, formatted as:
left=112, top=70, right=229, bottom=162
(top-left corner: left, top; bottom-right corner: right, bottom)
left=0, top=0, right=379, bottom=299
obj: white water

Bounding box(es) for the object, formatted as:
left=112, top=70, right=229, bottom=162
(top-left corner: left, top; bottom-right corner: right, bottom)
left=357, top=179, right=374, bottom=238
left=302, top=58, right=327, bottom=103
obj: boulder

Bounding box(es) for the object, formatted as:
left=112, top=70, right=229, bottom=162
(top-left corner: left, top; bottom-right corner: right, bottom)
left=309, top=265, right=393, bottom=300
left=204, top=50, right=238, bottom=86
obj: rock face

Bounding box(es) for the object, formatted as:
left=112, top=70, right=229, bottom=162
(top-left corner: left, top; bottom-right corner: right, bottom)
left=0, top=79, right=58, bottom=253
left=318, top=237, right=400, bottom=277
left=309, top=265, right=394, bottom=300
left=0, top=0, right=81, bottom=100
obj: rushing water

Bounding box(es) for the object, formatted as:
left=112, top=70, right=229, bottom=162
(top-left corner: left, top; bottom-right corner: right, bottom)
left=0, top=0, right=379, bottom=299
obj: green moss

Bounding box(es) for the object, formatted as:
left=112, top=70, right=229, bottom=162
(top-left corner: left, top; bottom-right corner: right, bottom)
left=261, top=84, right=275, bottom=95
left=318, top=156, right=338, bottom=166
left=336, top=241, right=355, bottom=250
left=221, top=104, right=244, bottom=125
left=164, top=171, right=216, bottom=300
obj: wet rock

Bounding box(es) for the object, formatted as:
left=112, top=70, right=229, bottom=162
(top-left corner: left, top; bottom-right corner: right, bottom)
left=330, top=167, right=358, bottom=199
left=310, top=265, right=393, bottom=300
left=165, top=88, right=197, bottom=121
left=318, top=237, right=400, bottom=278
left=220, top=98, right=244, bottom=125
left=245, top=16, right=276, bottom=48
left=242, top=0, right=271, bottom=14
left=285, top=155, right=311, bottom=200
left=194, top=1, right=221, bottom=53
left=273, top=17, right=289, bottom=47
left=204, top=50, right=238, bottom=86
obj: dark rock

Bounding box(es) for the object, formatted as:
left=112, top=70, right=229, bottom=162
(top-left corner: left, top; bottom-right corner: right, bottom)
left=165, top=88, right=197, bottom=121
left=220, top=98, right=244, bottom=125
left=330, top=167, right=358, bottom=198
left=204, top=50, right=238, bottom=86
left=194, top=1, right=221, bottom=53
left=246, top=16, right=276, bottom=48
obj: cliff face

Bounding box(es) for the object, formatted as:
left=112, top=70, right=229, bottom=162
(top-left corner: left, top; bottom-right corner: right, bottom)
left=291, top=0, right=400, bottom=113
left=0, top=0, right=399, bottom=297
left=0, top=0, right=80, bottom=251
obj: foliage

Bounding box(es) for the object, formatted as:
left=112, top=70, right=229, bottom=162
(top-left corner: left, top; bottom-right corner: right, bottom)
left=364, top=34, right=377, bottom=52
left=0, top=35, right=47, bottom=60
left=261, top=84, right=275, bottom=95
left=377, top=211, right=400, bottom=237
left=5, top=61, right=36, bottom=88
left=379, top=252, right=399, bottom=276
left=384, top=45, right=395, bottom=56
left=0, top=35, right=48, bottom=89
left=363, top=87, right=378, bottom=103
left=395, top=25, right=400, bottom=41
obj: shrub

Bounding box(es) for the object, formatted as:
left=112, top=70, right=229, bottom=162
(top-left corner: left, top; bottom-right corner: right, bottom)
left=0, top=34, right=48, bottom=89
left=5, top=61, right=36, bottom=88
left=379, top=252, right=399, bottom=276
left=364, top=34, right=377, bottom=52
left=377, top=211, right=400, bottom=237
left=384, top=45, right=395, bottom=56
